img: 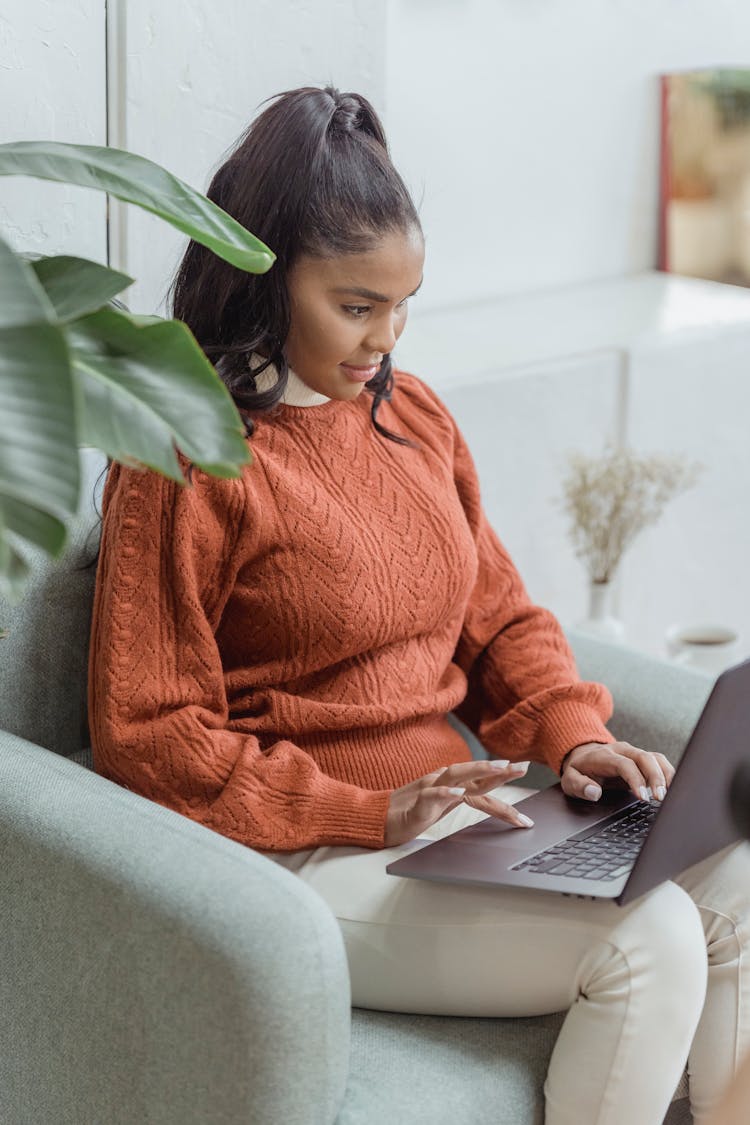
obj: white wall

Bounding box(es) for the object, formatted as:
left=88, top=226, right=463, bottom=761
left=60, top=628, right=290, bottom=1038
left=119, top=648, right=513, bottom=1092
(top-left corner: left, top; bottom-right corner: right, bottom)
left=437, top=352, right=624, bottom=622
left=385, top=0, right=750, bottom=312
left=122, top=0, right=389, bottom=315
left=0, top=0, right=107, bottom=262
left=0, top=0, right=388, bottom=312
left=623, top=328, right=750, bottom=657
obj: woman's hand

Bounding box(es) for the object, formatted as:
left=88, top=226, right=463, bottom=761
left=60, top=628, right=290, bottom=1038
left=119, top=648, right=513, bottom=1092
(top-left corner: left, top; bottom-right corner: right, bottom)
left=385, top=759, right=533, bottom=847
left=560, top=741, right=676, bottom=803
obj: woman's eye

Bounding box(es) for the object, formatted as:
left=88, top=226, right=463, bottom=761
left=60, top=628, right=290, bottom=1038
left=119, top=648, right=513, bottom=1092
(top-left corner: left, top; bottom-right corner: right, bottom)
left=343, top=305, right=372, bottom=317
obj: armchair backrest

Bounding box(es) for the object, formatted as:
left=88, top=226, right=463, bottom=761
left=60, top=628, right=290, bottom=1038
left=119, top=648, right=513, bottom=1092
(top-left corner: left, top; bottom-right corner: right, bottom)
left=0, top=447, right=108, bottom=757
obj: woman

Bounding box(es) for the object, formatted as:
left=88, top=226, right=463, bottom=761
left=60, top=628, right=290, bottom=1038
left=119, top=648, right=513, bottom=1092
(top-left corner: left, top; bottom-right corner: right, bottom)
left=88, top=86, right=750, bottom=1124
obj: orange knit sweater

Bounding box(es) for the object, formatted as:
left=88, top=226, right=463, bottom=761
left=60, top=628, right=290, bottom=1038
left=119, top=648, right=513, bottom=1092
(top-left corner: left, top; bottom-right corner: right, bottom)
left=88, top=369, right=614, bottom=851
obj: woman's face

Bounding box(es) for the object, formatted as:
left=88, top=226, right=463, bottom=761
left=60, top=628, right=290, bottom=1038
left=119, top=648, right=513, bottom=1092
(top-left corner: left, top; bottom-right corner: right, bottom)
left=284, top=226, right=425, bottom=400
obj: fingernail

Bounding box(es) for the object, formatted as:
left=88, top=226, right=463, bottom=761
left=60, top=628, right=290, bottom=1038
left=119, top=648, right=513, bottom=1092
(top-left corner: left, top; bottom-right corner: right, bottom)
left=509, top=761, right=529, bottom=775
left=517, top=813, right=534, bottom=827
left=656, top=786, right=666, bottom=801
left=490, top=759, right=510, bottom=769
left=584, top=784, right=601, bottom=800
left=640, top=786, right=651, bottom=801
left=448, top=787, right=466, bottom=797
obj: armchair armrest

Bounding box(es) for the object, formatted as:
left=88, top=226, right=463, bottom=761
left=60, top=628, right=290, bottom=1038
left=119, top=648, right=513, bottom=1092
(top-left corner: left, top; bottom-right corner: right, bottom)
left=0, top=732, right=350, bottom=1125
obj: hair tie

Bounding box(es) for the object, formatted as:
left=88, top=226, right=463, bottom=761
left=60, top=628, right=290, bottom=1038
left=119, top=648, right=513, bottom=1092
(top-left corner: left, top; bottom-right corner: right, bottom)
left=326, top=89, right=361, bottom=134
left=330, top=98, right=359, bottom=134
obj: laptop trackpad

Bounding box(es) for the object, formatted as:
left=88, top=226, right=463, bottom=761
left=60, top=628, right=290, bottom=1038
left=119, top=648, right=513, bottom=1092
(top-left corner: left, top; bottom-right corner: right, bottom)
left=458, top=783, right=638, bottom=851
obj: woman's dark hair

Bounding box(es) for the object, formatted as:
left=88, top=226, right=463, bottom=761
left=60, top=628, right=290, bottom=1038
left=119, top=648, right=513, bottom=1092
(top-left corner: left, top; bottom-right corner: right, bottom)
left=167, top=84, right=423, bottom=447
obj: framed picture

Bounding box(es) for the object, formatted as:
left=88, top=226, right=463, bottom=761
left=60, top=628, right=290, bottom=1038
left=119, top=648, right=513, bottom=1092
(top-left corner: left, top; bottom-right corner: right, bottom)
left=660, top=68, right=750, bottom=286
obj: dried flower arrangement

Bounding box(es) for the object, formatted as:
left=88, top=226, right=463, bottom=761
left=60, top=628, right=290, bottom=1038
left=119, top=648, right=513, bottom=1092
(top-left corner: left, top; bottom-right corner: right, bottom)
left=560, top=445, right=703, bottom=584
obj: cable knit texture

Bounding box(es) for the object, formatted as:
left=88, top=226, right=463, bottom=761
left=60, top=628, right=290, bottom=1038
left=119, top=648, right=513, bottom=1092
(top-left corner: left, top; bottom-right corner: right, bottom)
left=88, top=369, right=614, bottom=851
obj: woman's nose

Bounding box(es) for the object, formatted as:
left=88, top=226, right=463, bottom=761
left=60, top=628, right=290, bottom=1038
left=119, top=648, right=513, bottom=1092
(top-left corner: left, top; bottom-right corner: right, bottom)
left=366, top=316, right=399, bottom=356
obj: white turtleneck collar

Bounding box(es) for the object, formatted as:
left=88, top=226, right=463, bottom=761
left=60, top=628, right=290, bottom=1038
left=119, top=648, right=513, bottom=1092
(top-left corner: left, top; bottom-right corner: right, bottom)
left=251, top=355, right=330, bottom=407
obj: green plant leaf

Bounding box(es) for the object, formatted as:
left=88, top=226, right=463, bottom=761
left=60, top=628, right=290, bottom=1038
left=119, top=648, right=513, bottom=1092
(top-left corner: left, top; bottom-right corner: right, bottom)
left=0, top=323, right=81, bottom=513
left=0, top=546, right=30, bottom=604
left=0, top=236, right=80, bottom=592
left=0, top=509, right=31, bottom=605
left=0, top=496, right=67, bottom=555
left=30, top=255, right=134, bottom=321
left=121, top=313, right=163, bottom=327
left=0, top=228, right=56, bottom=328
left=68, top=306, right=251, bottom=480
left=0, top=141, right=276, bottom=273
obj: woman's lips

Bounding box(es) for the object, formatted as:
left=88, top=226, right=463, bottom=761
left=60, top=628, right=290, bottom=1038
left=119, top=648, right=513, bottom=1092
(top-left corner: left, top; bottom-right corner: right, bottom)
left=340, top=362, right=380, bottom=383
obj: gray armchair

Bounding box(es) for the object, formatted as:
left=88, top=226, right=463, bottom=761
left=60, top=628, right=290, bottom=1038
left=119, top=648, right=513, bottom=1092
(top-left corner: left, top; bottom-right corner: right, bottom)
left=0, top=449, right=712, bottom=1124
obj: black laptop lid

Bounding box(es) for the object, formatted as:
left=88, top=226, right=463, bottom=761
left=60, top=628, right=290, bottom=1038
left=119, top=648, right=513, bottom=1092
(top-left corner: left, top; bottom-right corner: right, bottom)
left=621, top=658, right=750, bottom=904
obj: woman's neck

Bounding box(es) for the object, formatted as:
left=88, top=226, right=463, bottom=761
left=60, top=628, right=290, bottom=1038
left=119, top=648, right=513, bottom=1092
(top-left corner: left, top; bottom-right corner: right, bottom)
left=251, top=356, right=330, bottom=407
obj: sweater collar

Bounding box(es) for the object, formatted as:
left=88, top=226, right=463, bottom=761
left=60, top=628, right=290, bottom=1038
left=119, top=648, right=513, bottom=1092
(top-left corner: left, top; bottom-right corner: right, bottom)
left=251, top=355, right=331, bottom=407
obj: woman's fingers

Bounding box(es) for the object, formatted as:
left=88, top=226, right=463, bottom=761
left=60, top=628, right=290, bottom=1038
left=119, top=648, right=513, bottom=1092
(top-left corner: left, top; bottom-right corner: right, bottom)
left=385, top=784, right=465, bottom=846
left=654, top=753, right=676, bottom=787
left=431, top=759, right=530, bottom=793
left=460, top=763, right=530, bottom=797
left=562, top=749, right=648, bottom=802
left=608, top=743, right=673, bottom=800
left=561, top=742, right=677, bottom=804
left=630, top=752, right=666, bottom=800
left=463, top=792, right=534, bottom=828
left=384, top=759, right=534, bottom=845
left=617, top=744, right=675, bottom=799
left=560, top=764, right=604, bottom=802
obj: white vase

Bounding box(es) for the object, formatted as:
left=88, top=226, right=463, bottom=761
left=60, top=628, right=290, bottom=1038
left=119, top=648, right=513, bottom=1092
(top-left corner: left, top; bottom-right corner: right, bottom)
left=576, top=580, right=625, bottom=643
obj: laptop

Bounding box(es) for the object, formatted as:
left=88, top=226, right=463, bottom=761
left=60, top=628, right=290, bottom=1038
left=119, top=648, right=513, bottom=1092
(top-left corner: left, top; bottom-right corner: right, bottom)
left=386, top=658, right=750, bottom=905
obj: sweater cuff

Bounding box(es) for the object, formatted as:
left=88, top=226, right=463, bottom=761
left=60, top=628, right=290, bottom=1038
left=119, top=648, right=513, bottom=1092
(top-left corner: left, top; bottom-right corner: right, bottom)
left=535, top=700, right=615, bottom=776
left=309, top=780, right=391, bottom=849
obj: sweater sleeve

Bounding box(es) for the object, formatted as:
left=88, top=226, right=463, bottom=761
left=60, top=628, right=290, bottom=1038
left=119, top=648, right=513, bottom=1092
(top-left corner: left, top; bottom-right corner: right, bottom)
left=422, top=389, right=615, bottom=775
left=88, top=459, right=391, bottom=852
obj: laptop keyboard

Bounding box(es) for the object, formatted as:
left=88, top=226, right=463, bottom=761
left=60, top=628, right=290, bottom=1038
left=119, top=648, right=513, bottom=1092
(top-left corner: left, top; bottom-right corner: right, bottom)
left=511, top=800, right=661, bottom=881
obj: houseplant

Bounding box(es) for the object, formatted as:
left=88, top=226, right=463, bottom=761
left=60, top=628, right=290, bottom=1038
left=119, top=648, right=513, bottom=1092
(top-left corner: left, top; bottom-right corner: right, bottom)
left=0, top=141, right=275, bottom=605
left=559, top=444, right=702, bottom=640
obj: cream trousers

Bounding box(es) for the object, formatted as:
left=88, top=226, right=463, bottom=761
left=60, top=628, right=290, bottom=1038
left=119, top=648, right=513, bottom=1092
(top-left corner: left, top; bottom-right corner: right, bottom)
left=265, top=786, right=750, bottom=1125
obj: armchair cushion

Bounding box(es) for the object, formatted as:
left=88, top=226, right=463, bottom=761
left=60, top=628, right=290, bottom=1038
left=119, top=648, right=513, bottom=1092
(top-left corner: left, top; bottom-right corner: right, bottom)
left=341, top=1009, right=564, bottom=1124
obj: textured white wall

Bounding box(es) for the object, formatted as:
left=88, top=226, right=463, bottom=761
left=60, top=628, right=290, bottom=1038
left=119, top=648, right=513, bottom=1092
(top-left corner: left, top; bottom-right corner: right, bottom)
left=385, top=0, right=750, bottom=313
left=122, top=0, right=389, bottom=315
left=0, top=0, right=388, bottom=308
left=0, top=0, right=107, bottom=262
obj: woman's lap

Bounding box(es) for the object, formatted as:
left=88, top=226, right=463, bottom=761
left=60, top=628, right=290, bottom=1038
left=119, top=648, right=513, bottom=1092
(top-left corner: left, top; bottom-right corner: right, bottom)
left=266, top=786, right=749, bottom=1018
left=265, top=784, right=750, bottom=1121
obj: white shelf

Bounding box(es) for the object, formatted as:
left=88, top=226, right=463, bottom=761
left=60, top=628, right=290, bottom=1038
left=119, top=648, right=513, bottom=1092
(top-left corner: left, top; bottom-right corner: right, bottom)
left=394, top=270, right=750, bottom=388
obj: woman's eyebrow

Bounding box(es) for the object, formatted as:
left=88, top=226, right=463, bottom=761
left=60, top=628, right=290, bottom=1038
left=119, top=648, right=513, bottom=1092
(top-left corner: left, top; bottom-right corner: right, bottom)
left=332, top=279, right=424, bottom=302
